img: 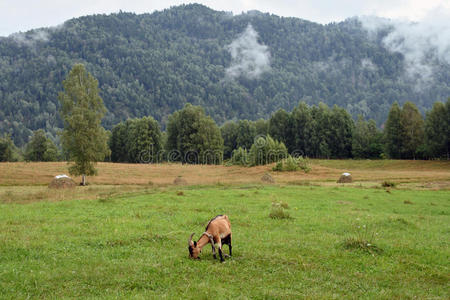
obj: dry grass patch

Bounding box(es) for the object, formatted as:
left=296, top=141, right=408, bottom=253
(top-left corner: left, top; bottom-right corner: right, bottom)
left=0, top=185, right=150, bottom=204
left=0, top=160, right=449, bottom=190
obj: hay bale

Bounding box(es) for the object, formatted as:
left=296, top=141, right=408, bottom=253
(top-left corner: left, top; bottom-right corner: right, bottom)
left=261, top=172, right=275, bottom=183
left=173, top=176, right=187, bottom=185
left=48, top=174, right=76, bottom=189
left=337, top=172, right=352, bottom=183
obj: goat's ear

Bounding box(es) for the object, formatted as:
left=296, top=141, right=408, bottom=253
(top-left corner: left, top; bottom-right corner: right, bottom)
left=194, top=241, right=197, bottom=247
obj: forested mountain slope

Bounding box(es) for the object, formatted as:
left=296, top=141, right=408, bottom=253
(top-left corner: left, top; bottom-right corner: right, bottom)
left=0, top=4, right=448, bottom=145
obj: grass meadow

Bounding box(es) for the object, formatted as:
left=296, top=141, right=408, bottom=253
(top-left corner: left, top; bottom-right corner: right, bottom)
left=0, top=160, right=449, bottom=298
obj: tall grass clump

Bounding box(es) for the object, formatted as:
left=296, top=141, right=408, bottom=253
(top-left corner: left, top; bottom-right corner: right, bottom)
left=343, top=223, right=382, bottom=255
left=269, top=200, right=291, bottom=219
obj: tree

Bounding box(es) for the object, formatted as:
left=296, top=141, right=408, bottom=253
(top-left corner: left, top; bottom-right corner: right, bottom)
left=268, top=109, right=293, bottom=152
left=110, top=122, right=128, bottom=162
left=384, top=102, right=404, bottom=159
left=166, top=103, right=223, bottom=164
left=235, top=120, right=257, bottom=150
left=254, top=119, right=269, bottom=136
left=352, top=116, right=383, bottom=158
left=309, top=103, right=332, bottom=158
left=327, top=105, right=354, bottom=158
left=125, top=117, right=162, bottom=163
left=400, top=102, right=424, bottom=159
left=424, top=100, right=449, bottom=159
left=58, top=64, right=110, bottom=185
left=221, top=121, right=238, bottom=159
left=0, top=134, right=21, bottom=162
left=24, top=129, right=59, bottom=161
left=291, top=102, right=313, bottom=157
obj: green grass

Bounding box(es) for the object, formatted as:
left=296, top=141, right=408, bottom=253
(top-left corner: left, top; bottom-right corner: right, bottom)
left=0, top=185, right=449, bottom=299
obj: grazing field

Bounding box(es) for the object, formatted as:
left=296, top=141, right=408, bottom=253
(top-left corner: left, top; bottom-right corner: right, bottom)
left=0, top=185, right=449, bottom=298
left=0, top=160, right=449, bottom=298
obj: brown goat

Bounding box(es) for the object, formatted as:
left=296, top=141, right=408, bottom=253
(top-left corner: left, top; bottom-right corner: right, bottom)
left=188, top=215, right=232, bottom=262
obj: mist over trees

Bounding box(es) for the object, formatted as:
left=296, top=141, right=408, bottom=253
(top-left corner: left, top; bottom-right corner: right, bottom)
left=0, top=4, right=449, bottom=147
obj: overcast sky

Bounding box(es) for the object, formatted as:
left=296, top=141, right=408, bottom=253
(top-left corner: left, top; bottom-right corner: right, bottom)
left=1, top=0, right=449, bottom=36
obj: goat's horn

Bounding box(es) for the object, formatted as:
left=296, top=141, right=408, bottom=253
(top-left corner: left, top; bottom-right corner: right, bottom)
left=188, top=233, right=195, bottom=244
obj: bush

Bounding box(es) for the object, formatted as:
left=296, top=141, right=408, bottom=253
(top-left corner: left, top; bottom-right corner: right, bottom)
left=0, top=134, right=22, bottom=162
left=297, top=156, right=311, bottom=173
left=229, top=135, right=288, bottom=167
left=272, top=155, right=311, bottom=172
left=230, top=147, right=249, bottom=166
left=284, top=156, right=299, bottom=171
left=273, top=161, right=283, bottom=171
left=248, top=135, right=287, bottom=166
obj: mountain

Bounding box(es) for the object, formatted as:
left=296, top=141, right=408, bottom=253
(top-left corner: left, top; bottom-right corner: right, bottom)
left=0, top=4, right=448, bottom=146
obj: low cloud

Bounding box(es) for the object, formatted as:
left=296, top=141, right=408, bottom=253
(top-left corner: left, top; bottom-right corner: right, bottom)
left=225, top=24, right=271, bottom=80
left=358, top=7, right=450, bottom=87
left=10, top=29, right=50, bottom=47
left=361, top=58, right=377, bottom=72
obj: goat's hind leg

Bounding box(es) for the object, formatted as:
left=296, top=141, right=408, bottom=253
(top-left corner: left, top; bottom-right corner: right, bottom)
left=217, top=241, right=224, bottom=262
left=221, top=234, right=232, bottom=257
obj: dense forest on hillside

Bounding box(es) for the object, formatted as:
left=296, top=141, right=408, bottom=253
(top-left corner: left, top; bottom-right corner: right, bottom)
left=0, top=4, right=449, bottom=146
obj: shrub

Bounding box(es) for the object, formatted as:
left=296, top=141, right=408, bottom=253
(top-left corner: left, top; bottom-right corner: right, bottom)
left=273, top=161, right=283, bottom=171
left=381, top=181, right=396, bottom=188
left=297, top=156, right=311, bottom=173
left=229, top=135, right=289, bottom=167
left=284, top=156, right=299, bottom=171
left=272, top=155, right=311, bottom=173
left=230, top=147, right=249, bottom=166
left=248, top=135, right=287, bottom=166
left=0, top=135, right=22, bottom=162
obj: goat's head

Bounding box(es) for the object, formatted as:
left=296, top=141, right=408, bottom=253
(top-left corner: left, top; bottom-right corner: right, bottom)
left=188, top=233, right=201, bottom=259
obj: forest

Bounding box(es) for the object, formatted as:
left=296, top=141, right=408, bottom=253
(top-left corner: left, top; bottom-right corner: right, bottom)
left=0, top=4, right=449, bottom=147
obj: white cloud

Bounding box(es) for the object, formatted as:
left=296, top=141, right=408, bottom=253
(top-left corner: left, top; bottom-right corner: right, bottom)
left=361, top=58, right=377, bottom=72
left=225, top=24, right=271, bottom=79
left=10, top=29, right=50, bottom=47
left=359, top=7, right=450, bottom=86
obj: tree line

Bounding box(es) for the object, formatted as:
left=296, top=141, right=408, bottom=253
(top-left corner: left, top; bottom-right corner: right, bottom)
left=2, top=98, right=448, bottom=163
